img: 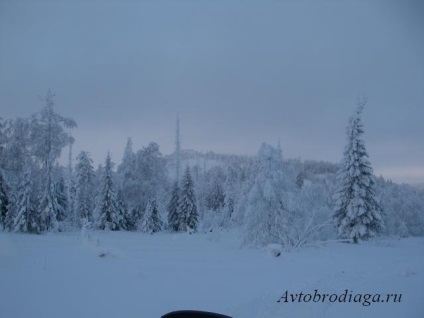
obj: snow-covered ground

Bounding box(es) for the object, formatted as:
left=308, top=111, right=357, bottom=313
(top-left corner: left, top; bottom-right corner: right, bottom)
left=1, top=230, right=423, bottom=318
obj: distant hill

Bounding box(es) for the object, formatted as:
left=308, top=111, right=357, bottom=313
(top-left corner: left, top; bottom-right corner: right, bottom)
left=165, top=149, right=254, bottom=179
left=164, top=148, right=340, bottom=181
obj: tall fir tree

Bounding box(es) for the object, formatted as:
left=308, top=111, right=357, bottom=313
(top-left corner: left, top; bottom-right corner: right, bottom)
left=31, top=90, right=76, bottom=231
left=140, top=197, right=163, bottom=234
left=131, top=204, right=145, bottom=230
left=1, top=118, right=31, bottom=187
left=67, top=175, right=77, bottom=225
left=0, top=117, right=5, bottom=166
left=222, top=165, right=239, bottom=227
left=75, top=151, right=96, bottom=226
left=118, top=138, right=138, bottom=209
left=118, top=138, right=136, bottom=184
left=66, top=138, right=76, bottom=225
left=333, top=99, right=384, bottom=243
left=167, top=181, right=180, bottom=231
left=178, top=165, right=198, bottom=232
left=242, top=143, right=292, bottom=247
left=135, top=142, right=167, bottom=208
left=38, top=179, right=61, bottom=231
left=55, top=174, right=69, bottom=224
left=175, top=114, right=181, bottom=183
left=13, top=170, right=42, bottom=234
left=96, top=153, right=122, bottom=231
left=206, top=180, right=225, bottom=211
left=116, top=189, right=132, bottom=230
left=0, top=170, right=9, bottom=230
left=166, top=116, right=183, bottom=232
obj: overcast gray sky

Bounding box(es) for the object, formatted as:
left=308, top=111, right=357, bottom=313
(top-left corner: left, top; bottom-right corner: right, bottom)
left=0, top=0, right=423, bottom=184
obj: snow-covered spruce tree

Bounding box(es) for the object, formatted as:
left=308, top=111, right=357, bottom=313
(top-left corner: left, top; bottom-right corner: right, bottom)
left=118, top=138, right=136, bottom=180
left=1, top=118, right=31, bottom=188
left=206, top=179, right=225, bottom=212
left=75, top=151, right=96, bottom=226
left=131, top=204, right=145, bottom=230
left=117, top=138, right=138, bottom=210
left=295, top=170, right=305, bottom=189
left=66, top=140, right=76, bottom=225
left=96, top=153, right=122, bottom=231
left=166, top=116, right=183, bottom=232
left=0, top=117, right=5, bottom=165
left=1, top=119, right=36, bottom=231
left=178, top=165, right=198, bottom=232
left=66, top=172, right=77, bottom=226
left=242, top=143, right=293, bottom=247
left=0, top=170, right=9, bottom=230
left=201, top=166, right=226, bottom=229
left=175, top=114, right=182, bottom=183
left=116, top=189, right=133, bottom=231
left=13, top=170, right=42, bottom=234
left=134, top=142, right=168, bottom=209
left=38, top=173, right=61, bottom=232
left=54, top=173, right=69, bottom=224
left=140, top=197, right=163, bottom=234
left=204, top=166, right=226, bottom=211
left=31, top=90, right=76, bottom=231
left=167, top=181, right=180, bottom=231
left=231, top=161, right=257, bottom=226
left=221, top=164, right=240, bottom=227
left=333, top=99, right=384, bottom=243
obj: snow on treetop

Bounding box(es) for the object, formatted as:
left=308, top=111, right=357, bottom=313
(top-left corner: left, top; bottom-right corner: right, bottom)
left=256, top=143, right=281, bottom=162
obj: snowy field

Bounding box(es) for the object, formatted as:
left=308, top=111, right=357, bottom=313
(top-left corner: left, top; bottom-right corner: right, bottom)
left=1, top=230, right=423, bottom=318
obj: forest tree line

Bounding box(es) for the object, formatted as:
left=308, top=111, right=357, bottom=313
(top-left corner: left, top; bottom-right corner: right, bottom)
left=0, top=92, right=423, bottom=249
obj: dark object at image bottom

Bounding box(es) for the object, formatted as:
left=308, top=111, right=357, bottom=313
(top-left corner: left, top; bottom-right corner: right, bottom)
left=161, top=310, right=232, bottom=318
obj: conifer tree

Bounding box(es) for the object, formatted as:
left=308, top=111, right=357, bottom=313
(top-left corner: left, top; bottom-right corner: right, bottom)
left=13, top=170, right=42, bottom=234
left=55, top=174, right=69, bottom=224
left=118, top=138, right=138, bottom=209
left=66, top=139, right=76, bottom=224
left=222, top=165, right=239, bottom=226
left=140, top=197, right=163, bottom=234
left=31, top=90, right=76, bottom=231
left=242, top=143, right=292, bottom=247
left=0, top=170, right=9, bottom=230
left=167, top=181, right=180, bottom=231
left=167, top=115, right=184, bottom=231
left=3, top=204, right=15, bottom=231
left=96, top=153, right=121, bottom=231
left=175, top=115, right=181, bottom=183
left=135, top=142, right=167, bottom=208
left=75, top=151, right=95, bottom=226
left=118, top=138, right=136, bottom=178
left=179, top=166, right=198, bottom=231
left=206, top=181, right=225, bottom=211
left=116, top=189, right=133, bottom=230
left=38, top=177, right=61, bottom=231
left=1, top=118, right=31, bottom=186
left=0, top=117, right=5, bottom=165
left=131, top=204, right=145, bottom=230
left=333, top=99, right=384, bottom=243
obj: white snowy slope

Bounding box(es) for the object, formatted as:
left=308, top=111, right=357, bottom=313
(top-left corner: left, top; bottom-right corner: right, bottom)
left=0, top=230, right=423, bottom=318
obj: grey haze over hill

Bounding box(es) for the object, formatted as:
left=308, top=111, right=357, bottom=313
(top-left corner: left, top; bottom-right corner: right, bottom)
left=0, top=0, right=423, bottom=184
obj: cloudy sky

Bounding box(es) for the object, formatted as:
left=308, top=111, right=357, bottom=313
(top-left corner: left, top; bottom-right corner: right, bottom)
left=0, top=0, right=423, bottom=184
